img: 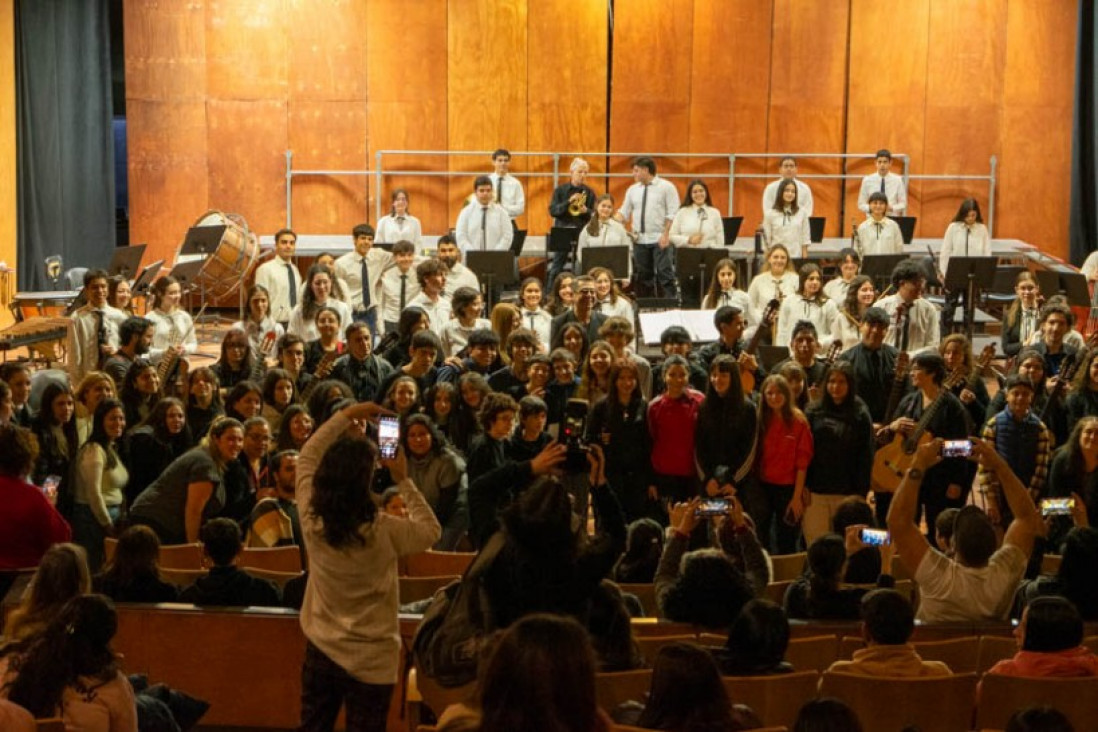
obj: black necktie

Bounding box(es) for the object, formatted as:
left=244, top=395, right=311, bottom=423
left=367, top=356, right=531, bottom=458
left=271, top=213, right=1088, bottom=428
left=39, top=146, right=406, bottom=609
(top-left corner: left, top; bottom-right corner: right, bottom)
left=964, top=227, right=970, bottom=256
left=875, top=223, right=882, bottom=239
left=639, top=184, right=649, bottom=234
left=286, top=264, right=297, bottom=307
left=869, top=350, right=881, bottom=384
left=93, top=310, right=106, bottom=369
left=880, top=177, right=886, bottom=195
left=496, top=176, right=503, bottom=203
left=360, top=257, right=371, bottom=308
left=481, top=207, right=488, bottom=249
left=528, top=312, right=536, bottom=330
left=399, top=274, right=407, bottom=311
left=900, top=311, right=910, bottom=352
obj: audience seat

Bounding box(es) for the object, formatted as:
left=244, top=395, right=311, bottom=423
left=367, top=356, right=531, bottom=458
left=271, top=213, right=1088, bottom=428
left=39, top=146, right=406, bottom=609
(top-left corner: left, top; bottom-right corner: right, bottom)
left=405, top=667, right=475, bottom=730
left=399, top=575, right=459, bottom=605
left=819, top=671, right=978, bottom=732
left=763, top=581, right=793, bottom=605
left=403, top=550, right=474, bottom=577
left=36, top=719, right=64, bottom=732
left=594, top=670, right=653, bottom=712
left=1084, top=635, right=1098, bottom=655
left=617, top=582, right=658, bottom=617
left=239, top=545, right=303, bottom=573
left=785, top=635, right=839, bottom=672
left=976, top=674, right=1098, bottom=731
left=635, top=634, right=696, bottom=665
left=976, top=635, right=1018, bottom=674
left=721, top=671, right=819, bottom=729
left=103, top=537, right=204, bottom=569
left=1040, top=553, right=1062, bottom=575
left=630, top=619, right=698, bottom=637
left=770, top=552, right=806, bottom=582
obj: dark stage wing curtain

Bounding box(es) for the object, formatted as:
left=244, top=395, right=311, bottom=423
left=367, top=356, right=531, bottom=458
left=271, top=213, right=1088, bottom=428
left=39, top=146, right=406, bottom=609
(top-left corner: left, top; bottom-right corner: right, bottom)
left=1071, top=0, right=1098, bottom=267
left=15, top=0, right=115, bottom=292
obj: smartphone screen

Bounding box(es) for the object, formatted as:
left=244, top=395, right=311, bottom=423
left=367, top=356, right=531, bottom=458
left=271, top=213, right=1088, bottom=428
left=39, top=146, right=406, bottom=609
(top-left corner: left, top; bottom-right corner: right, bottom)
left=941, top=439, right=973, bottom=458
left=861, top=528, right=891, bottom=546
left=1040, top=498, right=1075, bottom=517
left=695, top=498, right=729, bottom=517
left=378, top=416, right=400, bottom=460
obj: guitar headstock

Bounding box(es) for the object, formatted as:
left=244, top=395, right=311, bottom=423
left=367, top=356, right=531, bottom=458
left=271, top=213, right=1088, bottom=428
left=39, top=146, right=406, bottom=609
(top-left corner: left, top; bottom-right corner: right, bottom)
left=762, top=299, right=780, bottom=325
left=1059, top=352, right=1081, bottom=383
left=824, top=341, right=842, bottom=364
left=977, top=343, right=996, bottom=368
left=893, top=351, right=911, bottom=381
left=945, top=367, right=967, bottom=390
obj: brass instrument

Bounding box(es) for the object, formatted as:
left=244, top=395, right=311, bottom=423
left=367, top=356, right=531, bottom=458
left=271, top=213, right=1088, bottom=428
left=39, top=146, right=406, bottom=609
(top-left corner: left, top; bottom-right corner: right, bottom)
left=157, top=305, right=205, bottom=393
left=298, top=349, right=340, bottom=403
left=568, top=191, right=588, bottom=217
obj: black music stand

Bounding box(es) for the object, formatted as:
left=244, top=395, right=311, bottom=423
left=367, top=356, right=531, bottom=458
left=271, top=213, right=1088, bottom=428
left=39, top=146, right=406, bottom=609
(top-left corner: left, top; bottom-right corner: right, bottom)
left=943, top=256, right=997, bottom=340
left=108, top=243, right=147, bottom=280
left=511, top=229, right=528, bottom=257
left=1035, top=269, right=1091, bottom=308
left=581, top=246, right=630, bottom=280
left=861, top=254, right=908, bottom=292
left=467, top=251, right=518, bottom=309
left=721, top=216, right=744, bottom=244
left=547, top=226, right=579, bottom=277
left=677, top=247, right=727, bottom=308
left=180, top=225, right=224, bottom=257
left=808, top=217, right=826, bottom=244
left=132, top=259, right=163, bottom=297
left=889, top=216, right=917, bottom=244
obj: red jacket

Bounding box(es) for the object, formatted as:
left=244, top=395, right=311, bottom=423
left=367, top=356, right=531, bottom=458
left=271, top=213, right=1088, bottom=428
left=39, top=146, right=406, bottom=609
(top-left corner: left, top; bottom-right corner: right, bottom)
left=757, top=414, right=814, bottom=486
left=648, top=389, right=704, bottom=477
left=988, top=647, right=1098, bottom=678
left=0, top=474, right=72, bottom=570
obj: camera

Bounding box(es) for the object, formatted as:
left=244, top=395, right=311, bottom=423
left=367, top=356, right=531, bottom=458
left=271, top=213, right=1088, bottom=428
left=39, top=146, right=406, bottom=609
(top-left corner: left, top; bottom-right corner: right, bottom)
left=561, top=398, right=590, bottom=473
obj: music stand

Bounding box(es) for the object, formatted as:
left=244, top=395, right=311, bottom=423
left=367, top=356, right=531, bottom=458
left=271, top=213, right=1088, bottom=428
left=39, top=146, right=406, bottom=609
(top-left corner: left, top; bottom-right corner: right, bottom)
left=581, top=246, right=630, bottom=280
left=132, top=259, right=163, bottom=296
left=888, top=216, right=917, bottom=244
left=108, top=243, right=147, bottom=280
left=180, top=225, right=224, bottom=257
left=944, top=256, right=998, bottom=340
left=1035, top=269, right=1091, bottom=308
left=547, top=226, right=578, bottom=277
left=721, top=216, right=744, bottom=244
left=808, top=217, right=826, bottom=243
left=511, top=229, right=528, bottom=257
left=467, top=251, right=518, bottom=309
left=676, top=247, right=727, bottom=307
left=861, top=254, right=908, bottom=292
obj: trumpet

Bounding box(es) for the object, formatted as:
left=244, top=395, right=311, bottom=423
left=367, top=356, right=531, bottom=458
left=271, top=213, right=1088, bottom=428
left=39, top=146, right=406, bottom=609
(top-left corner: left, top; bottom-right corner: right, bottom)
left=568, top=191, right=588, bottom=217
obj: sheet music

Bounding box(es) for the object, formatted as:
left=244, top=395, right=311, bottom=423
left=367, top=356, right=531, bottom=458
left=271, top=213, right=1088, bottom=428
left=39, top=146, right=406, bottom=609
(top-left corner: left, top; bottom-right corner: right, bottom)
left=638, top=309, right=719, bottom=345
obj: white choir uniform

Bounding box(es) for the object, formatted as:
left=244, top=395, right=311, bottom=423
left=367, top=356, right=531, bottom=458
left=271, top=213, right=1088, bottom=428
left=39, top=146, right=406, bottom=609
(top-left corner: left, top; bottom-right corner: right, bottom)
left=455, top=202, right=514, bottom=255
left=491, top=172, right=525, bottom=219
left=374, top=214, right=423, bottom=246
left=762, top=178, right=814, bottom=217
left=230, top=317, right=284, bottom=356
left=287, top=299, right=353, bottom=342
left=763, top=208, right=811, bottom=258
left=440, top=318, right=492, bottom=358
left=876, top=294, right=941, bottom=355
left=823, top=277, right=854, bottom=304
left=519, top=307, right=553, bottom=352
left=940, top=222, right=991, bottom=277
left=577, top=219, right=632, bottom=276
left=747, top=272, right=799, bottom=325
left=857, top=217, right=905, bottom=255
left=442, top=261, right=481, bottom=298
left=776, top=296, right=839, bottom=347
left=706, top=290, right=753, bottom=324
left=378, top=265, right=422, bottom=331
left=857, top=172, right=907, bottom=215
left=334, top=248, right=393, bottom=315
left=146, top=309, right=198, bottom=364
left=254, top=256, right=303, bottom=324
left=831, top=310, right=862, bottom=350
left=669, top=205, right=725, bottom=249
left=67, top=304, right=127, bottom=385
left=407, top=293, right=453, bottom=340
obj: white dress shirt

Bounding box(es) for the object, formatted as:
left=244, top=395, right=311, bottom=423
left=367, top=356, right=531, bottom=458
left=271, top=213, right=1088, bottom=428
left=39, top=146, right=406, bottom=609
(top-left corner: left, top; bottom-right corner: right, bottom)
left=455, top=202, right=514, bottom=254
left=375, top=214, right=423, bottom=246
left=823, top=277, right=854, bottom=304
left=763, top=208, right=811, bottom=258
left=596, top=296, right=635, bottom=323
left=287, top=299, right=353, bottom=342
left=334, top=248, right=393, bottom=312
left=831, top=310, right=862, bottom=350
left=747, top=272, right=799, bottom=325
left=776, top=296, right=839, bottom=347
left=407, top=293, right=453, bottom=340
left=577, top=219, right=632, bottom=276
left=254, top=256, right=303, bottom=324
left=440, top=317, right=492, bottom=358
left=762, top=178, right=814, bottom=217
left=67, top=304, right=126, bottom=384
left=442, top=261, right=481, bottom=298
left=231, top=317, right=284, bottom=356
left=491, top=173, right=525, bottom=219
left=518, top=308, right=553, bottom=351
left=857, top=172, right=907, bottom=215
left=669, top=205, right=725, bottom=249
left=857, top=217, right=905, bottom=255
left=146, top=309, right=198, bottom=363
left=618, top=176, right=680, bottom=245
left=706, top=289, right=753, bottom=324
left=876, top=294, right=941, bottom=355
left=379, top=265, right=422, bottom=329
left=941, top=222, right=991, bottom=277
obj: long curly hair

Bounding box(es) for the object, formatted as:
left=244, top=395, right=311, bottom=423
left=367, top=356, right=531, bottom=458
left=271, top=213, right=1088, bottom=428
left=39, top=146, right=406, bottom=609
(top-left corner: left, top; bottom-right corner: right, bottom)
left=308, top=435, right=378, bottom=548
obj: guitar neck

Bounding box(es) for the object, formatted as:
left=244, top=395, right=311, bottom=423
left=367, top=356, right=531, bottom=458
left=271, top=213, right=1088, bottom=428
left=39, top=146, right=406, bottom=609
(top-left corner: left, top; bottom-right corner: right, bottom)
left=883, top=372, right=906, bottom=424
left=910, top=385, right=953, bottom=441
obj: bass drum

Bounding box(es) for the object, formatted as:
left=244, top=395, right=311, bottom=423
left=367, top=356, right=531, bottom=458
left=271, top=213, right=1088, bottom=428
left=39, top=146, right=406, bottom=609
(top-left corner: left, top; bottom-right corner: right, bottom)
left=184, top=210, right=260, bottom=299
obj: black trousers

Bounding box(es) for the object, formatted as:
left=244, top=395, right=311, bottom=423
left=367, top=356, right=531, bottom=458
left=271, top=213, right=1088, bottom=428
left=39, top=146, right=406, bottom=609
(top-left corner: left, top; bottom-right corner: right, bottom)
left=300, top=641, right=393, bottom=732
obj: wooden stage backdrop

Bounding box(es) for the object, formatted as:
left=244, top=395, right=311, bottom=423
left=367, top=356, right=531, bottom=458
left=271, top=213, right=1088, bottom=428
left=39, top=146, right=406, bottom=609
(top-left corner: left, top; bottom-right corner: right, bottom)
left=124, top=0, right=1077, bottom=270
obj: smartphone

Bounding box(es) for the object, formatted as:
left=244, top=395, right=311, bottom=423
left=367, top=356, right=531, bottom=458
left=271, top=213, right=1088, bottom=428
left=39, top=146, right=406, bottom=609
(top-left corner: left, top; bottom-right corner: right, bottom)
left=695, top=498, right=729, bottom=517
left=41, top=474, right=61, bottom=505
left=1040, top=498, right=1075, bottom=517
left=941, top=439, right=973, bottom=458
left=377, top=415, right=400, bottom=460
left=860, top=528, right=891, bottom=546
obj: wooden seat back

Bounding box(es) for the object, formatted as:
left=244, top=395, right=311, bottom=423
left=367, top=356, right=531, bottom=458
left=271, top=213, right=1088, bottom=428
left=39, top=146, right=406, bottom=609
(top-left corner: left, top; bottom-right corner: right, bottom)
left=976, top=674, right=1098, bottom=731
left=239, top=545, right=303, bottom=573
left=403, top=550, right=475, bottom=577
left=594, top=670, right=653, bottom=712
left=819, top=671, right=978, bottom=732
left=721, top=671, right=819, bottom=729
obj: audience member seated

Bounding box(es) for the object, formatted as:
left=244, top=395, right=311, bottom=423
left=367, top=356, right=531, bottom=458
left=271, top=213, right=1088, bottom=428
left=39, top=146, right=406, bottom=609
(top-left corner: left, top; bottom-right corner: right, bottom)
left=793, top=698, right=864, bottom=732
left=436, top=614, right=612, bottom=732
left=5, top=543, right=90, bottom=641
left=784, top=533, right=894, bottom=620
left=0, top=424, right=71, bottom=574
left=831, top=497, right=882, bottom=583
left=888, top=438, right=1041, bottom=622
left=988, top=596, right=1098, bottom=678
left=614, top=642, right=763, bottom=731
left=826, top=588, right=951, bottom=677
left=711, top=599, right=793, bottom=676
left=587, top=580, right=644, bottom=672
left=612, top=518, right=664, bottom=584
left=179, top=518, right=281, bottom=608
left=0, top=595, right=137, bottom=731
left=655, top=498, right=756, bottom=629
left=1015, top=526, right=1098, bottom=620
left=402, top=415, right=467, bottom=551
left=247, top=449, right=301, bottom=548
left=123, top=397, right=192, bottom=507
left=93, top=525, right=179, bottom=604
left=1005, top=706, right=1075, bottom=732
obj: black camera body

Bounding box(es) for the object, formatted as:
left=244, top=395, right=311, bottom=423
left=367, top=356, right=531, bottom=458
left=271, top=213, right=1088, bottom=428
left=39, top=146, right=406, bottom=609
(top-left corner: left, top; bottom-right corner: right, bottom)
left=561, top=398, right=590, bottom=473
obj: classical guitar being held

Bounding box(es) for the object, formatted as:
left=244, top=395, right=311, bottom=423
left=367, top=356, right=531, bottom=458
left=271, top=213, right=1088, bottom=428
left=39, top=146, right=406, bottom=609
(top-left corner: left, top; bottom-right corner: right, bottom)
left=871, top=369, right=965, bottom=494
left=740, top=299, right=780, bottom=394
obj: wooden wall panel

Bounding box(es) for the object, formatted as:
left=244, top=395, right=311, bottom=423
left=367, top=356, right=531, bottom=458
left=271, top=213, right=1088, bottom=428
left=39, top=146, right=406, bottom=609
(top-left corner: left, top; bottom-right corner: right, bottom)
left=845, top=0, right=929, bottom=233
left=767, top=0, right=850, bottom=238
left=205, top=0, right=288, bottom=100
left=527, top=0, right=608, bottom=234
left=288, top=0, right=368, bottom=100
left=124, top=0, right=206, bottom=102
left=287, top=100, right=369, bottom=233
left=447, top=0, right=528, bottom=228
left=367, top=0, right=448, bottom=236
left=998, top=0, right=1076, bottom=261
left=689, top=1, right=773, bottom=221
left=0, top=0, right=14, bottom=315
left=921, top=0, right=1007, bottom=236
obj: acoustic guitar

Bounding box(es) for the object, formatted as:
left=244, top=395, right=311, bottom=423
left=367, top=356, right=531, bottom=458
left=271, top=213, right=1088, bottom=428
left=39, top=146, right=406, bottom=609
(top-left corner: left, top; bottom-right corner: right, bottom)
left=740, top=299, right=780, bottom=394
